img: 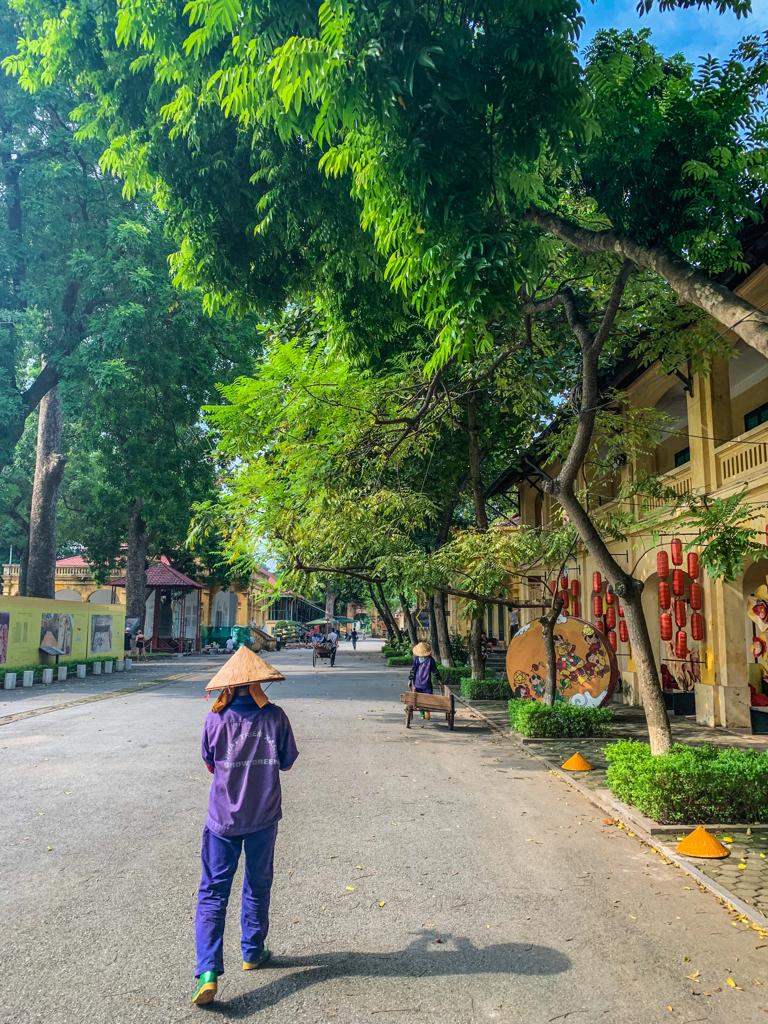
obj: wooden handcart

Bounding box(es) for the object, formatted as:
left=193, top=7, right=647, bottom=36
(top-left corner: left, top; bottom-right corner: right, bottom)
left=400, top=683, right=455, bottom=730
left=312, top=642, right=336, bottom=668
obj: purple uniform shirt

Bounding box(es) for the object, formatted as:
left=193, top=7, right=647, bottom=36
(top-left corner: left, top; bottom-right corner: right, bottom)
left=202, top=693, right=299, bottom=837
left=410, top=655, right=438, bottom=693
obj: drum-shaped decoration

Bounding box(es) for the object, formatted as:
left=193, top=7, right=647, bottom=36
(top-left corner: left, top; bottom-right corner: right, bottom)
left=689, top=582, right=702, bottom=610
left=671, top=537, right=683, bottom=566
left=605, top=606, right=617, bottom=630
left=619, top=620, right=629, bottom=644
left=672, top=568, right=685, bottom=597
left=560, top=589, right=569, bottom=611
left=572, top=599, right=581, bottom=618
left=657, top=551, right=669, bottom=578
left=674, top=600, right=686, bottom=628
left=607, top=629, right=617, bottom=652
left=593, top=594, right=603, bottom=617
left=687, top=551, right=699, bottom=580
left=506, top=615, right=619, bottom=707
left=606, top=590, right=615, bottom=606
left=660, top=612, right=673, bottom=641
left=570, top=579, right=580, bottom=598
left=592, top=572, right=602, bottom=594
left=691, top=612, right=704, bottom=642
left=560, top=576, right=568, bottom=592
left=658, top=581, right=671, bottom=610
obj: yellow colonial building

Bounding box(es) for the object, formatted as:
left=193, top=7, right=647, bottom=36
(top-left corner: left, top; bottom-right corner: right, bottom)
left=513, top=265, right=768, bottom=730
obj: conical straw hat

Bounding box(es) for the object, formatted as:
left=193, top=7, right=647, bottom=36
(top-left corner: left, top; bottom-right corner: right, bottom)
left=413, top=642, right=432, bottom=656
left=675, top=826, right=731, bottom=859
left=205, top=646, right=285, bottom=691
left=561, top=752, right=594, bottom=772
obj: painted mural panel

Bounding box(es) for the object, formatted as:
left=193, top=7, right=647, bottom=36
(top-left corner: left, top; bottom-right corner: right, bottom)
left=90, top=614, right=113, bottom=654
left=0, top=612, right=9, bottom=665
left=40, top=612, right=74, bottom=654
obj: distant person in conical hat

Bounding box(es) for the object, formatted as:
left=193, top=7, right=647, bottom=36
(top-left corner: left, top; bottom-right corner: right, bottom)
left=191, top=647, right=299, bottom=1007
left=409, top=641, right=439, bottom=721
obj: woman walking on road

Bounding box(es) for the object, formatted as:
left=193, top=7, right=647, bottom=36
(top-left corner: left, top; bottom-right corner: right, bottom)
left=192, top=647, right=299, bottom=1006
left=408, top=641, right=440, bottom=721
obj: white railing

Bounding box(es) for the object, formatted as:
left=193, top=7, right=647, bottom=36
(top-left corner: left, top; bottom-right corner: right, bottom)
left=643, top=463, right=693, bottom=511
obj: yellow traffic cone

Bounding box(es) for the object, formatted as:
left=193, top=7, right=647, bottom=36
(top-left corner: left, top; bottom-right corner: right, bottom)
left=675, top=826, right=731, bottom=859
left=561, top=752, right=593, bottom=772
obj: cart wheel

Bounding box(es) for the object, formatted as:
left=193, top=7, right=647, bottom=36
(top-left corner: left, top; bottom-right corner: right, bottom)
left=312, top=649, right=317, bottom=667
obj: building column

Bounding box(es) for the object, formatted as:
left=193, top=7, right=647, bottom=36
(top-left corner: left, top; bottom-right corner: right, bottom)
left=686, top=357, right=731, bottom=493
left=699, top=575, right=751, bottom=728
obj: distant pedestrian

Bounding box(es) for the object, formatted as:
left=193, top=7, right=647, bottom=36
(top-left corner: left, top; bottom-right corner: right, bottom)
left=409, top=641, right=439, bottom=721
left=351, top=628, right=358, bottom=650
left=225, top=636, right=235, bottom=654
left=135, top=629, right=146, bottom=661
left=192, top=647, right=299, bottom=1006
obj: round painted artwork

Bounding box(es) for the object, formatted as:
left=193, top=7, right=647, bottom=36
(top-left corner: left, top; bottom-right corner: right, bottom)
left=505, top=615, right=619, bottom=708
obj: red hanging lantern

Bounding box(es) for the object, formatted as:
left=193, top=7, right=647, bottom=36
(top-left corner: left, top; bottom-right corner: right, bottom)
left=671, top=537, right=683, bottom=566
left=656, top=551, right=669, bottom=578
left=560, top=576, right=568, bottom=592
left=674, top=599, right=687, bottom=629
left=619, top=620, right=629, bottom=644
left=618, top=606, right=625, bottom=618
left=593, top=594, right=604, bottom=617
left=606, top=590, right=615, bottom=606
left=607, top=629, right=618, bottom=652
left=572, top=599, right=580, bottom=618
left=592, top=571, right=602, bottom=593
left=593, top=618, right=604, bottom=632
left=660, top=612, right=673, bottom=641
left=687, top=551, right=699, bottom=580
left=605, top=606, right=617, bottom=629
left=560, top=589, right=569, bottom=611
left=570, top=578, right=580, bottom=598
left=675, top=630, right=689, bottom=659
left=689, top=582, right=702, bottom=611
left=658, top=581, right=671, bottom=610
left=691, top=612, right=704, bottom=642
left=672, top=568, right=685, bottom=597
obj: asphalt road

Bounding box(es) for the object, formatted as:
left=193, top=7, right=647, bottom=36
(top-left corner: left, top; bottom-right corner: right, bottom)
left=2, top=642, right=766, bottom=1024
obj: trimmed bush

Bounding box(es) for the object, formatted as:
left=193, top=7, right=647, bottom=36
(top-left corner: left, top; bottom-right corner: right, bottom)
left=386, top=655, right=414, bottom=667
left=605, top=740, right=768, bottom=824
left=460, top=676, right=509, bottom=701
left=508, top=699, right=614, bottom=738
left=437, top=665, right=473, bottom=685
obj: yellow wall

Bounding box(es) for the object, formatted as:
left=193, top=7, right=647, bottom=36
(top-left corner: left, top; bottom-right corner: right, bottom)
left=0, top=595, right=126, bottom=669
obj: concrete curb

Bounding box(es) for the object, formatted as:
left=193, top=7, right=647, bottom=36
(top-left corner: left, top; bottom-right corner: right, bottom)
left=454, top=690, right=768, bottom=931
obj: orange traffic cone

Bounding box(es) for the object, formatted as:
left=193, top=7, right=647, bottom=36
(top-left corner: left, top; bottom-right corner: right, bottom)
left=561, top=752, right=593, bottom=772
left=675, top=826, right=730, bottom=859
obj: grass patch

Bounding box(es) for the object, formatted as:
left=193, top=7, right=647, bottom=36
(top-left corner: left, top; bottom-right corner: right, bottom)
left=605, top=740, right=768, bottom=824
left=508, top=698, right=613, bottom=738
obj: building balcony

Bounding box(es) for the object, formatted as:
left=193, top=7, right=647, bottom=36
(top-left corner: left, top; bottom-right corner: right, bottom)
left=715, top=419, right=768, bottom=494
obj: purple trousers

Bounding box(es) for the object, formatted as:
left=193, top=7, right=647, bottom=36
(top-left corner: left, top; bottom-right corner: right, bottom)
left=195, top=823, right=277, bottom=976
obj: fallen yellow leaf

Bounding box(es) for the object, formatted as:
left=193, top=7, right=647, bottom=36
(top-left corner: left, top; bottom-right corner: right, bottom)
left=666, top=1005, right=673, bottom=1013
left=723, top=836, right=735, bottom=844
left=687, top=970, right=700, bottom=981
left=726, top=977, right=741, bottom=990
left=345, top=885, right=356, bottom=892
left=378, top=900, right=386, bottom=908
left=738, top=863, right=747, bottom=870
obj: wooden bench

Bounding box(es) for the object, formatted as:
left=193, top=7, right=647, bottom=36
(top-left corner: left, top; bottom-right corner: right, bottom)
left=400, top=684, right=455, bottom=730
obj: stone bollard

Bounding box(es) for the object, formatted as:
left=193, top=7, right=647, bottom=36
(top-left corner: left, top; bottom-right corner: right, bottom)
left=3, top=672, right=17, bottom=690
left=57, top=666, right=68, bottom=682
left=42, top=668, right=54, bottom=685
left=104, top=660, right=113, bottom=674
left=22, top=671, right=34, bottom=687
left=115, top=660, right=125, bottom=673
left=93, top=661, right=102, bottom=675
left=76, top=664, right=86, bottom=679
left=124, top=658, right=133, bottom=670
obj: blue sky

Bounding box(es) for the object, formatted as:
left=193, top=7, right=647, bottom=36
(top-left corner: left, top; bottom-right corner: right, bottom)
left=582, top=0, right=768, bottom=62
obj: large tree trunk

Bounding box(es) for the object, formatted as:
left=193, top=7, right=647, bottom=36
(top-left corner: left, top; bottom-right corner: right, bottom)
left=427, top=593, right=442, bottom=662
left=26, top=385, right=66, bottom=598
left=526, top=206, right=768, bottom=359
left=369, top=584, right=395, bottom=641
left=126, top=501, right=148, bottom=620
left=541, top=594, right=565, bottom=706
left=433, top=589, right=454, bottom=667
left=558, top=487, right=672, bottom=754
left=17, top=541, right=30, bottom=597
left=376, top=584, right=402, bottom=642
left=469, top=611, right=485, bottom=680
left=325, top=585, right=337, bottom=624
left=399, top=594, right=418, bottom=646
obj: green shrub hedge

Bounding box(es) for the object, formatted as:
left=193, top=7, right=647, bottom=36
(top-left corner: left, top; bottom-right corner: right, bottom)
left=605, top=740, right=768, bottom=824
left=437, top=665, right=472, bottom=685
left=508, top=699, right=614, bottom=738
left=460, top=676, right=509, bottom=700
left=386, top=655, right=414, bottom=667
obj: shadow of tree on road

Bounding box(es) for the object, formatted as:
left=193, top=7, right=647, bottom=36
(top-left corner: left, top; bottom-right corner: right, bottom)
left=205, top=930, right=571, bottom=1017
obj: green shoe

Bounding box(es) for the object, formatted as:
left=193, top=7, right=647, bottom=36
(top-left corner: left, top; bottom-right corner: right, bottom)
left=242, top=948, right=272, bottom=971
left=191, top=971, right=217, bottom=1005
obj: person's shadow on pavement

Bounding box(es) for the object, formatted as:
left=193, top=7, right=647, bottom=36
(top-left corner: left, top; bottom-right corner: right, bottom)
left=203, top=930, right=571, bottom=1017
